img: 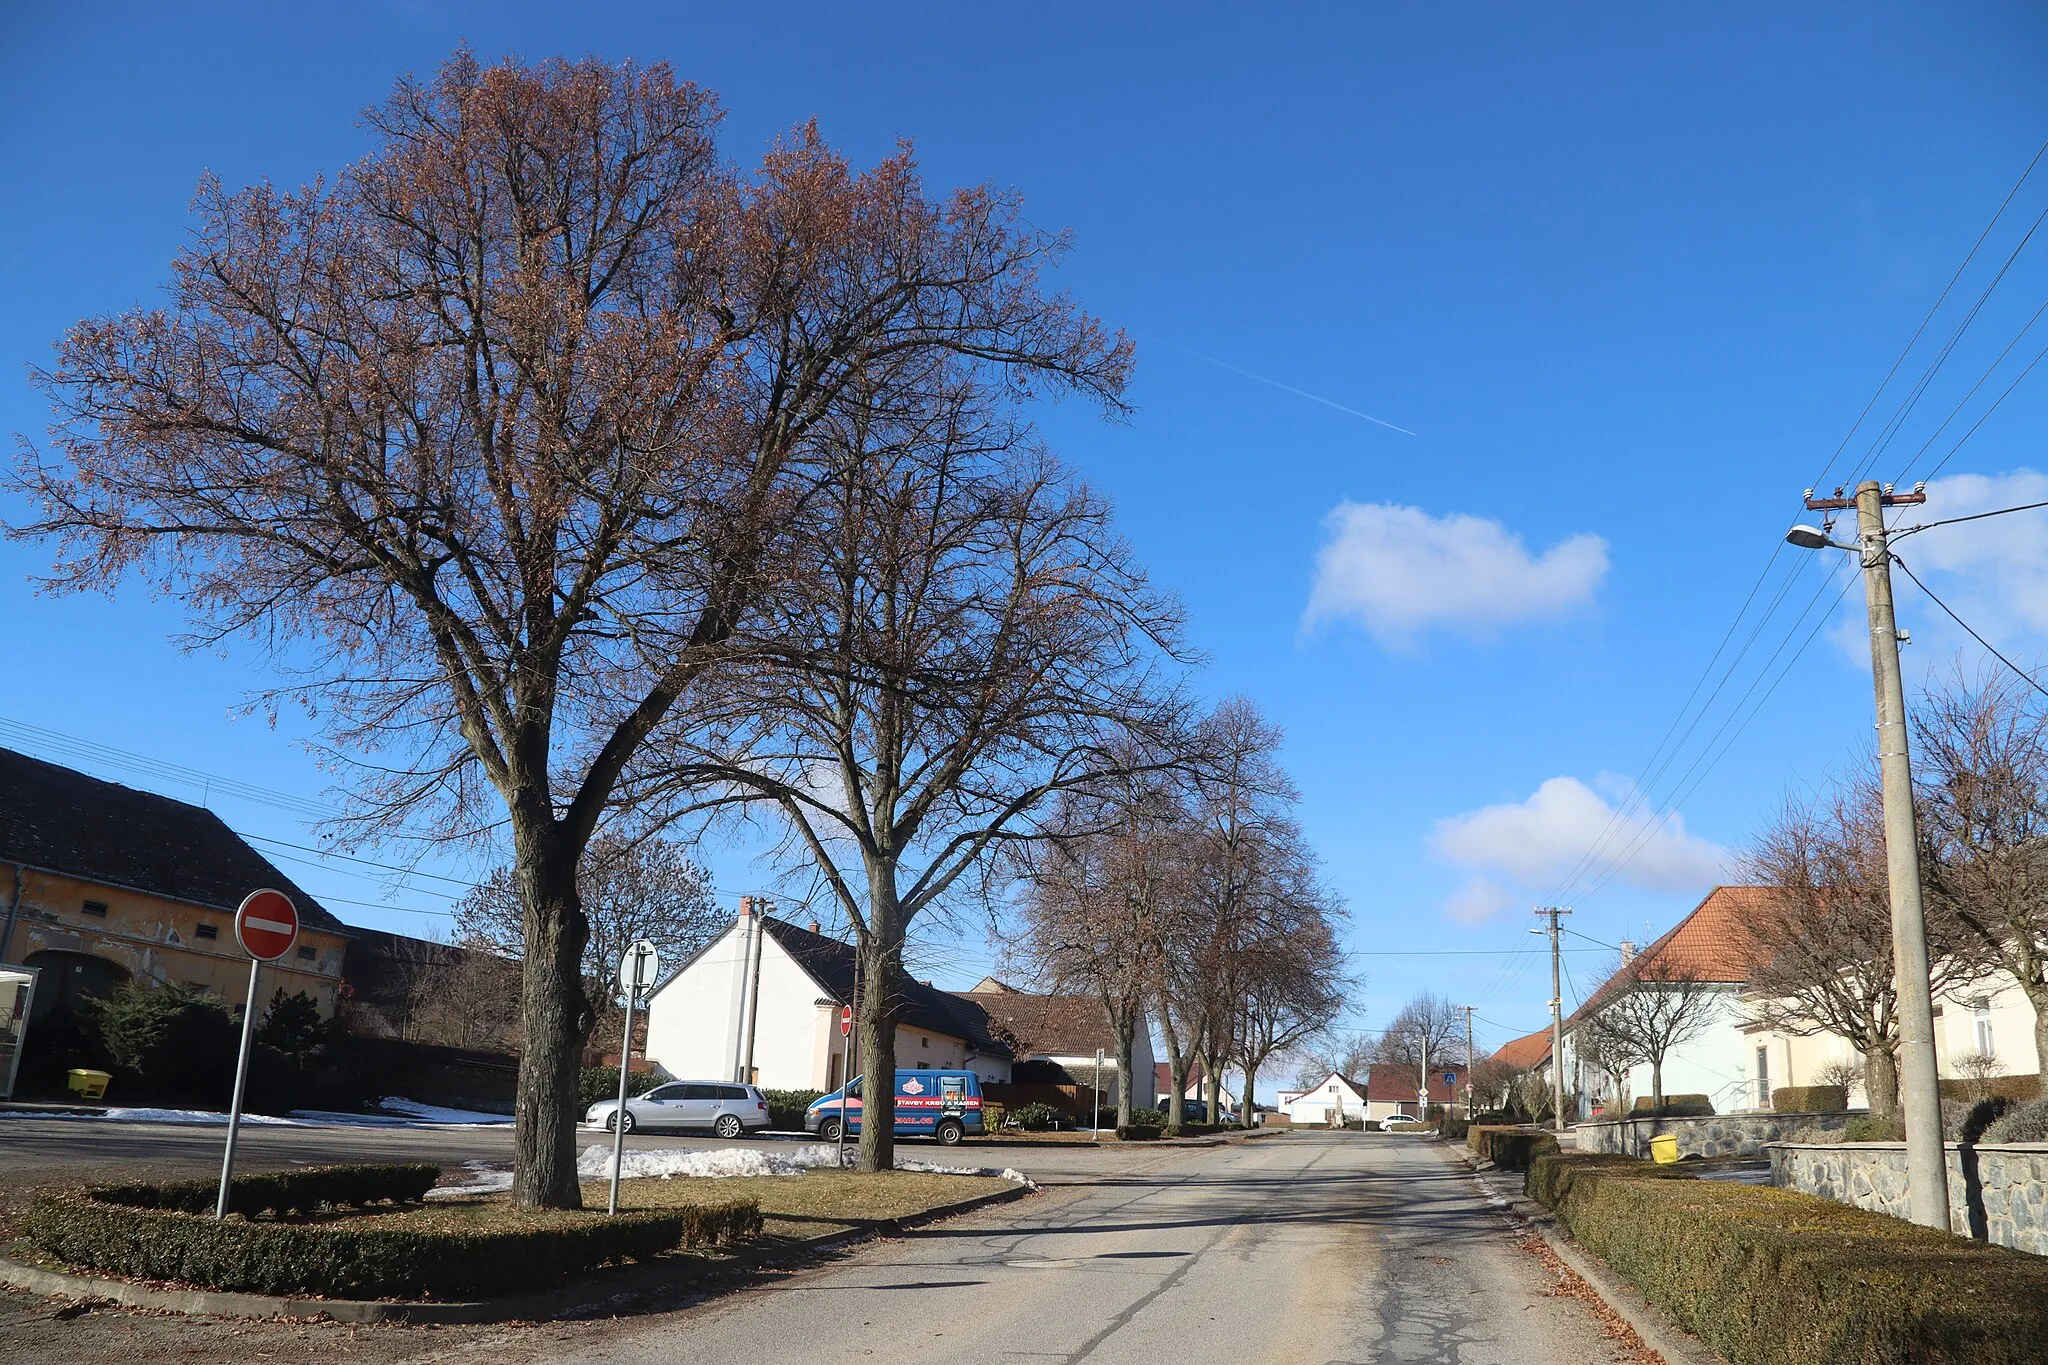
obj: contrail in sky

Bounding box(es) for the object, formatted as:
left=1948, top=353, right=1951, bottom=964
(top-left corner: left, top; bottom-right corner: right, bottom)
left=1152, top=338, right=1418, bottom=436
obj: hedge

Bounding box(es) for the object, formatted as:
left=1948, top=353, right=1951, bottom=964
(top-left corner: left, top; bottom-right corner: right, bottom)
left=1940, top=1074, right=2042, bottom=1104
left=1437, top=1116, right=1471, bottom=1141
left=1772, top=1085, right=1848, bottom=1113
left=1116, top=1124, right=1163, bottom=1141
left=1629, top=1094, right=1713, bottom=1117
left=1527, top=1150, right=2048, bottom=1364
left=1468, top=1124, right=1559, bottom=1171
left=91, top=1164, right=440, bottom=1218
left=25, top=1191, right=761, bottom=1299
left=761, top=1088, right=824, bottom=1131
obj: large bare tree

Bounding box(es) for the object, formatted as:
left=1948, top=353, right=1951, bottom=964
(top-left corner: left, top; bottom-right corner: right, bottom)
left=1916, top=670, right=2048, bottom=1094
left=1373, top=991, right=1464, bottom=1114
left=454, top=834, right=723, bottom=1043
left=633, top=397, right=1184, bottom=1169
left=7, top=53, right=1130, bottom=1204
left=1744, top=778, right=1978, bottom=1117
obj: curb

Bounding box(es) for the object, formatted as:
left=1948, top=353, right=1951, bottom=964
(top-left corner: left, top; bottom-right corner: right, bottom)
left=1435, top=1143, right=1727, bottom=1365
left=0, top=1180, right=1035, bottom=1325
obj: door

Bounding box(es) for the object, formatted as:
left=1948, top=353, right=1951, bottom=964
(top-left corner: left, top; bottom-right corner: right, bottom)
left=633, top=1082, right=690, bottom=1128
left=673, top=1082, right=721, bottom=1128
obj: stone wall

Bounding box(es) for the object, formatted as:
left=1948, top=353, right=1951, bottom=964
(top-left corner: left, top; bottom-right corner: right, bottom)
left=1576, top=1110, right=1853, bottom=1159
left=1770, top=1141, right=2048, bottom=1255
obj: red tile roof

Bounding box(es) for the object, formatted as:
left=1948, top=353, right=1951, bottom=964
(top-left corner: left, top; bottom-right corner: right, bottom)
left=1565, top=885, right=1772, bottom=1027
left=1366, top=1062, right=1466, bottom=1103
left=1488, top=1028, right=1553, bottom=1070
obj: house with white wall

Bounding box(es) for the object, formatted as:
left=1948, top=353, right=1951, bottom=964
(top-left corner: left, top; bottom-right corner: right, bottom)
left=1363, top=1062, right=1467, bottom=1124
left=1276, top=1072, right=1367, bottom=1125
left=642, top=904, right=1012, bottom=1091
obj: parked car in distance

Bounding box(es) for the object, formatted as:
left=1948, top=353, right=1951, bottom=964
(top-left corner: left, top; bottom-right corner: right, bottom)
left=1378, top=1114, right=1429, bottom=1132
left=806, top=1069, right=987, bottom=1146
left=585, top=1081, right=770, bottom=1137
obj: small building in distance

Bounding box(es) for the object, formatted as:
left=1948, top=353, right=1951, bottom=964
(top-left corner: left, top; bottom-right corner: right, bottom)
left=642, top=902, right=1013, bottom=1091
left=1364, top=1062, right=1467, bottom=1124
left=1276, top=1071, right=1368, bottom=1126
left=0, top=747, right=350, bottom=1022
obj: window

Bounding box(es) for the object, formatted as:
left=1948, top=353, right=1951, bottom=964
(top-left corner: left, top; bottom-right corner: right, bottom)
left=296, top=946, right=315, bottom=961
left=81, top=900, right=107, bottom=918
left=194, top=922, right=218, bottom=940
left=921, top=1036, right=930, bottom=1048
left=718, top=1085, right=749, bottom=1100
left=643, top=1084, right=685, bottom=1102
left=1756, top=1046, right=1772, bottom=1105
left=1974, top=998, right=1995, bottom=1057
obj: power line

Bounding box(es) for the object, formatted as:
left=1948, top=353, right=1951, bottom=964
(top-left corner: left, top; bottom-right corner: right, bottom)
left=1890, top=554, right=2048, bottom=702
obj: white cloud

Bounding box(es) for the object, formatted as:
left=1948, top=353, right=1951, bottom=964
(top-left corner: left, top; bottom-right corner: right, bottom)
left=1443, top=877, right=1518, bottom=927
left=1304, top=502, right=1609, bottom=643
left=1429, top=776, right=1730, bottom=897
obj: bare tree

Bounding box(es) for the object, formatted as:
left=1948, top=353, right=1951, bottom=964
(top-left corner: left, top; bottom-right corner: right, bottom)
left=1297, top=1031, right=1375, bottom=1088
left=455, top=835, right=722, bottom=1042
left=1231, top=886, right=1346, bottom=1129
left=1916, top=670, right=2048, bottom=1095
left=634, top=406, right=1184, bottom=1169
left=1744, top=779, right=1977, bottom=1118
left=8, top=54, right=1130, bottom=1204
left=1374, top=992, right=1463, bottom=1115
left=1574, top=953, right=1721, bottom=1111
left=1015, top=778, right=1187, bottom=1129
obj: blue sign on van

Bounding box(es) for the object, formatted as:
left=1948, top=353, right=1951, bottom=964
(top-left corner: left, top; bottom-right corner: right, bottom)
left=805, top=1069, right=985, bottom=1147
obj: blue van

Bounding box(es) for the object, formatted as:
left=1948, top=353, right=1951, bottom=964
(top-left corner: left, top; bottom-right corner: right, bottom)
left=805, top=1069, right=986, bottom=1146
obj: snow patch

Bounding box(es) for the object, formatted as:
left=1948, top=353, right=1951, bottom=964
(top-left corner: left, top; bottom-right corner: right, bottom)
left=426, top=1160, right=516, bottom=1198
left=377, top=1096, right=515, bottom=1126
left=95, top=1107, right=302, bottom=1126
left=576, top=1143, right=1035, bottom=1187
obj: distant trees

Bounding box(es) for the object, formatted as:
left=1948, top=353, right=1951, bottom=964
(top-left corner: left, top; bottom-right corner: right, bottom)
left=1372, top=992, right=1463, bottom=1115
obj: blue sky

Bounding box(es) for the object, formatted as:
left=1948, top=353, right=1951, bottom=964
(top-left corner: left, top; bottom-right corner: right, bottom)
left=5, top=3, right=2048, bottom=1064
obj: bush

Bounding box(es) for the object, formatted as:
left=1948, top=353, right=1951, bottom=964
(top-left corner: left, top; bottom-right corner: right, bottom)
left=1945, top=1096, right=2015, bottom=1144
left=1468, top=1124, right=1559, bottom=1171
left=24, top=1192, right=759, bottom=1299
left=1008, top=1101, right=1068, bottom=1131
left=1984, top=1098, right=2048, bottom=1145
left=761, top=1088, right=825, bottom=1131
left=1772, top=1085, right=1848, bottom=1113
left=1844, top=1113, right=1905, bottom=1142
left=91, top=984, right=240, bottom=1106
left=1126, top=1107, right=1168, bottom=1128
left=577, top=1066, right=663, bottom=1112
left=93, top=1164, right=440, bottom=1217
left=1630, top=1094, right=1713, bottom=1118
left=1438, top=1116, right=1471, bottom=1141
left=1115, top=1124, right=1163, bottom=1141
left=1940, top=1074, right=2042, bottom=1104
left=1526, top=1150, right=2048, bottom=1363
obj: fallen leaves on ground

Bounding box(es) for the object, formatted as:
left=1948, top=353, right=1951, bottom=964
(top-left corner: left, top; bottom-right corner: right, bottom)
left=1515, top=1233, right=1664, bottom=1365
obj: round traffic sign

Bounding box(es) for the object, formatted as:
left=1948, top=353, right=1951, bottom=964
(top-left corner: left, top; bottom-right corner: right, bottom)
left=235, top=889, right=300, bottom=961
left=840, top=1005, right=853, bottom=1037
left=618, top=940, right=661, bottom=997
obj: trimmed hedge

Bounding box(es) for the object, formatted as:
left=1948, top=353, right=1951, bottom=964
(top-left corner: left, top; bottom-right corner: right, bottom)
left=1772, top=1085, right=1848, bottom=1113
left=1527, top=1150, right=2048, bottom=1363
left=92, top=1164, right=440, bottom=1218
left=1116, top=1124, right=1163, bottom=1141
left=1468, top=1124, right=1559, bottom=1171
left=1940, top=1074, right=2042, bottom=1104
left=762, top=1088, right=825, bottom=1131
left=25, top=1190, right=761, bottom=1299
left=1437, top=1116, right=1470, bottom=1141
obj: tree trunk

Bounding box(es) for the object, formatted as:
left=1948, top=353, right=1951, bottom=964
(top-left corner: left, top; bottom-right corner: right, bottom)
left=2029, top=982, right=2048, bottom=1099
left=1238, top=1060, right=1258, bottom=1129
left=1106, top=994, right=1137, bottom=1129
left=1202, top=1042, right=1223, bottom=1121
left=855, top=864, right=906, bottom=1173
left=510, top=824, right=591, bottom=1210
left=854, top=935, right=901, bottom=1172
left=1866, top=1044, right=1901, bottom=1120
left=1650, top=1057, right=1665, bottom=1112
left=1157, top=997, right=1189, bottom=1133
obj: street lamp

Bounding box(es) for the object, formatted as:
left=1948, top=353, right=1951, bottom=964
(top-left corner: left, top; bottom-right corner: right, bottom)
left=1785, top=481, right=1950, bottom=1231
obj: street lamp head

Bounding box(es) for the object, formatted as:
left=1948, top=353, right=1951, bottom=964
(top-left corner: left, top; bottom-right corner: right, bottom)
left=1785, top=523, right=1834, bottom=551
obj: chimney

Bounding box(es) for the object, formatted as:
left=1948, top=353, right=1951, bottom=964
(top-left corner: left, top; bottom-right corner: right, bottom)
left=738, top=895, right=753, bottom=921
left=1619, top=939, right=1637, bottom=964
left=807, top=919, right=821, bottom=934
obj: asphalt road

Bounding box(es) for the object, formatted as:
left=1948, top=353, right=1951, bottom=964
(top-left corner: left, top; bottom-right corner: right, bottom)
left=522, top=1132, right=1632, bottom=1365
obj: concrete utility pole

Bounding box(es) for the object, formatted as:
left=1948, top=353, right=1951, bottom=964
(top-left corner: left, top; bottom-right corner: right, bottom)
left=1419, top=1024, right=1429, bottom=1121
left=1534, top=907, right=1570, bottom=1133
left=1794, top=479, right=1949, bottom=1229
left=1459, top=1004, right=1476, bottom=1118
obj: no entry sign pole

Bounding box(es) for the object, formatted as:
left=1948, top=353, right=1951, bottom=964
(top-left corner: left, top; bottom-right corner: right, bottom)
left=217, top=889, right=299, bottom=1219
left=608, top=941, right=660, bottom=1217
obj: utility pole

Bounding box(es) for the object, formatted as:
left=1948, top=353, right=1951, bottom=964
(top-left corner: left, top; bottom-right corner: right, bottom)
left=1418, top=1023, right=1429, bottom=1122
left=1795, top=479, right=1949, bottom=1229
left=1459, top=1004, right=1476, bottom=1119
left=1534, top=907, right=1570, bottom=1133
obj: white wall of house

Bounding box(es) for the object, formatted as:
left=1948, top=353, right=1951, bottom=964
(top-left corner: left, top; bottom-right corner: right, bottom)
left=1576, top=989, right=1754, bottom=1114
left=1935, top=969, right=2042, bottom=1081
left=644, top=920, right=756, bottom=1085
left=1280, top=1074, right=1365, bottom=1125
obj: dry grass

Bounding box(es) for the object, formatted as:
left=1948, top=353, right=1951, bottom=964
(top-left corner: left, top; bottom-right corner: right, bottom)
left=583, top=1169, right=1015, bottom=1239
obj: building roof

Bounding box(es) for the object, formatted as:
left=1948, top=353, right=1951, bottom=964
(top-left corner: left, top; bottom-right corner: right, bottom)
left=955, top=987, right=1119, bottom=1059
left=0, top=747, right=347, bottom=934
left=755, top=916, right=1012, bottom=1059
left=1564, top=885, right=1762, bottom=1028
left=1366, top=1062, right=1466, bottom=1103
left=1489, top=1027, right=1554, bottom=1070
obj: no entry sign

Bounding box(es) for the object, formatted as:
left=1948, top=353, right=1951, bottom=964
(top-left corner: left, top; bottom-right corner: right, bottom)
left=235, top=889, right=299, bottom=961
left=840, top=1005, right=853, bottom=1036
